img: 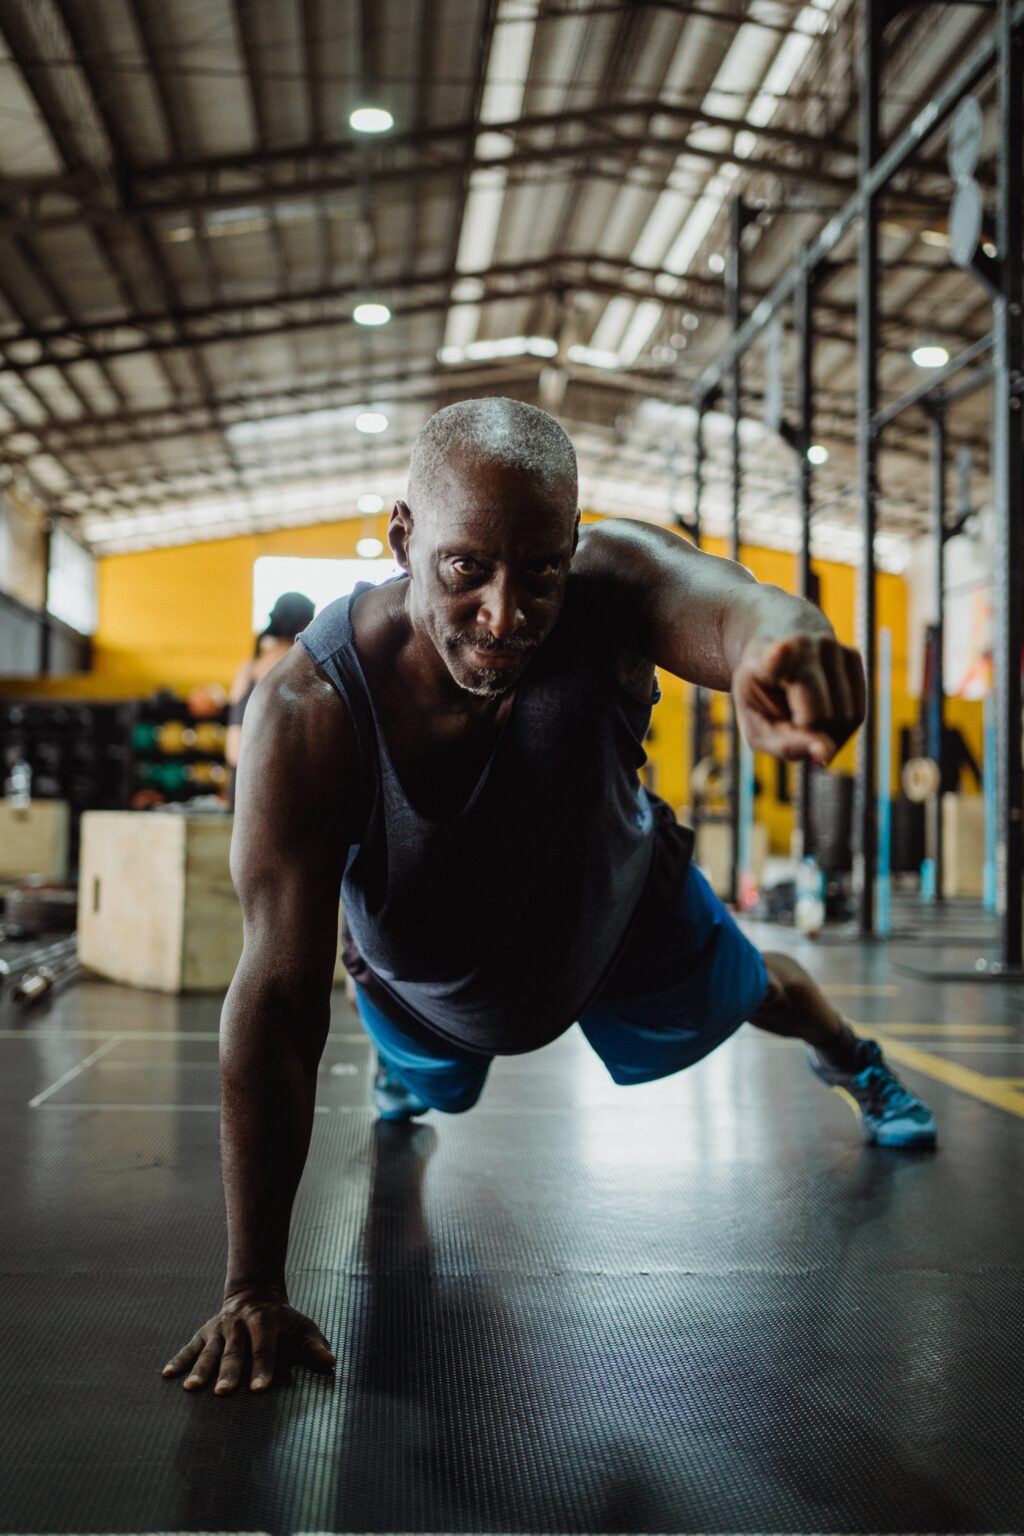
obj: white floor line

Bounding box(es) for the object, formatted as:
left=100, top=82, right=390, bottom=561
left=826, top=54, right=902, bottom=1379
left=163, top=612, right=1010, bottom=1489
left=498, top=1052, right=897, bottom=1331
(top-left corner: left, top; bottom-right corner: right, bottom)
left=1, top=1029, right=222, bottom=1041
left=26, top=1529, right=1006, bottom=1535
left=28, top=1034, right=124, bottom=1108
left=873, top=1041, right=1024, bottom=1052
left=33, top=1102, right=334, bottom=1112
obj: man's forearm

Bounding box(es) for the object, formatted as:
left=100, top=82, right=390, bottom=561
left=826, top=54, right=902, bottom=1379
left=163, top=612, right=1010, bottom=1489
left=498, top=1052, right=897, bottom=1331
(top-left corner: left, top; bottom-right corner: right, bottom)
left=219, top=967, right=330, bottom=1298
left=720, top=582, right=833, bottom=679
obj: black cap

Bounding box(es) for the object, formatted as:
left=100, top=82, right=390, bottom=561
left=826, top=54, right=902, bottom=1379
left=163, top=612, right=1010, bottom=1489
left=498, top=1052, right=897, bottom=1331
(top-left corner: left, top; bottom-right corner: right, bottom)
left=266, top=591, right=315, bottom=638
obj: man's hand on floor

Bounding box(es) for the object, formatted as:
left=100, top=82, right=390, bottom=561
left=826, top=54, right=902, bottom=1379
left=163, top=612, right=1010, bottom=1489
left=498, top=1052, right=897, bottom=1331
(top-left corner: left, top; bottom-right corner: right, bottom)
left=161, top=1285, right=336, bottom=1395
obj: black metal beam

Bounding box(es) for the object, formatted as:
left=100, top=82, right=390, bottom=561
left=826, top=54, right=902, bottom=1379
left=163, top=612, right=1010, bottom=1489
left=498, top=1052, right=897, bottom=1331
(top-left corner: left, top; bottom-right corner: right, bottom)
left=727, top=196, right=745, bottom=907
left=134, top=96, right=862, bottom=183
left=872, top=332, right=994, bottom=429
left=855, top=0, right=882, bottom=937
left=690, top=402, right=706, bottom=835
left=696, top=0, right=1024, bottom=403
left=0, top=100, right=891, bottom=241
left=0, top=250, right=988, bottom=366
left=928, top=404, right=947, bottom=901
left=992, top=0, right=1024, bottom=966
left=795, top=251, right=816, bottom=858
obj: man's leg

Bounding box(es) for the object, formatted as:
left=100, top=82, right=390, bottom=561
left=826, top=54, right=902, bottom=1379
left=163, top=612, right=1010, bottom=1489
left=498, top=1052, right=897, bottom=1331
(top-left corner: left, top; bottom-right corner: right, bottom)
left=751, top=951, right=936, bottom=1148
left=749, top=951, right=859, bottom=1068
left=354, top=982, right=491, bottom=1119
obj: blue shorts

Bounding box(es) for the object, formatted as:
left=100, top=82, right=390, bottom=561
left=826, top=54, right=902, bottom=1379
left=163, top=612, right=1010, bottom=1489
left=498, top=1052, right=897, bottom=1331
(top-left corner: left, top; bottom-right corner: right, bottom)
left=354, top=861, right=769, bottom=1114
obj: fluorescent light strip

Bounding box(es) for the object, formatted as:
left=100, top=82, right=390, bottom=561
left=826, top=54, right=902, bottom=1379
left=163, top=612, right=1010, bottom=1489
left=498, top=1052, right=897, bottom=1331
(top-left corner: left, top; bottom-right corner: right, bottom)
left=589, top=0, right=836, bottom=365
left=439, top=335, right=558, bottom=364
left=443, top=1, right=539, bottom=353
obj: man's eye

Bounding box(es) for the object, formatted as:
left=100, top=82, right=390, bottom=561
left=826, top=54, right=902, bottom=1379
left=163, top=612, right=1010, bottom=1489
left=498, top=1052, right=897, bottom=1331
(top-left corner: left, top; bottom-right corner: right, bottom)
left=451, top=558, right=481, bottom=575
left=528, top=563, right=558, bottom=578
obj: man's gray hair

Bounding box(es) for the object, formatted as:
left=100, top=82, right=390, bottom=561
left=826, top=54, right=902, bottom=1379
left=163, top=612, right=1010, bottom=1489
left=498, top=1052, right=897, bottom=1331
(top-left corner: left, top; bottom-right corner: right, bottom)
left=408, top=397, right=578, bottom=506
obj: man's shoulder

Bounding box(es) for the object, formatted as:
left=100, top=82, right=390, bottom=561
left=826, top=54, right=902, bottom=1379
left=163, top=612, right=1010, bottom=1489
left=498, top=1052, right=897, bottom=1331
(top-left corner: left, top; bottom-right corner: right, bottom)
left=247, top=643, right=358, bottom=762
left=562, top=523, right=656, bottom=701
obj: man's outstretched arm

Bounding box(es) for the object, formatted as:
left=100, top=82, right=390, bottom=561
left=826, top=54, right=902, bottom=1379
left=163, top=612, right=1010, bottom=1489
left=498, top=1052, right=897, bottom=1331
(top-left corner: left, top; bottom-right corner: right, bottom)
left=570, top=518, right=865, bottom=766
left=162, top=643, right=359, bottom=1395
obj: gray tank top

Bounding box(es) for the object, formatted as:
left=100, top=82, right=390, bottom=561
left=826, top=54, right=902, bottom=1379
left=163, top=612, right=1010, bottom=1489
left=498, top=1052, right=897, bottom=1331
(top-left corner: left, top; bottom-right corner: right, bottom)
left=299, top=578, right=692, bottom=1055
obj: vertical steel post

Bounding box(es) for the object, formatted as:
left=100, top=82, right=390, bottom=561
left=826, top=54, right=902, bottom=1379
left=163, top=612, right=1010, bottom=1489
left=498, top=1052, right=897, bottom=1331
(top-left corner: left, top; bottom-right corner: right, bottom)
left=39, top=520, right=53, bottom=675
left=855, top=0, right=881, bottom=935
left=795, top=252, right=815, bottom=857
left=691, top=403, right=706, bottom=832
left=727, top=195, right=744, bottom=905
left=929, top=405, right=947, bottom=901
left=993, top=0, right=1024, bottom=966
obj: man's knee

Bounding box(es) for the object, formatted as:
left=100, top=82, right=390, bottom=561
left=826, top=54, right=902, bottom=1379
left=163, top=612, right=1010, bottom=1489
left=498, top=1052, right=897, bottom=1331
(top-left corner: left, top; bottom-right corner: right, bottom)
left=755, top=951, right=819, bottom=1024
left=418, top=1072, right=488, bottom=1115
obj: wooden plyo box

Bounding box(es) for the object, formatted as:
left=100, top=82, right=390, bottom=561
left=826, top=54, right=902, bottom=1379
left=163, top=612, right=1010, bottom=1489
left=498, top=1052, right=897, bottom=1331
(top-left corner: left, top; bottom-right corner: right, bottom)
left=0, top=799, right=70, bottom=882
left=694, top=820, right=769, bottom=899
left=78, top=811, right=243, bottom=992
left=78, top=810, right=349, bottom=993
left=941, top=792, right=985, bottom=899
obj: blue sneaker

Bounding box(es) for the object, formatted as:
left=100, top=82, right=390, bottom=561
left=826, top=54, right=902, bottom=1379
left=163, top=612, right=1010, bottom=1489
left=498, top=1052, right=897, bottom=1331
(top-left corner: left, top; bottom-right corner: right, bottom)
left=807, top=1037, right=937, bottom=1148
left=372, top=1054, right=431, bottom=1121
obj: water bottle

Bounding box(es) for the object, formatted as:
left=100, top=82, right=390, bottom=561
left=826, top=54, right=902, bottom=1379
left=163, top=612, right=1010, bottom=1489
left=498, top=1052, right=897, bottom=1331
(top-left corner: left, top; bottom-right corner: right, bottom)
left=5, top=757, right=32, bottom=811
left=794, top=855, right=825, bottom=937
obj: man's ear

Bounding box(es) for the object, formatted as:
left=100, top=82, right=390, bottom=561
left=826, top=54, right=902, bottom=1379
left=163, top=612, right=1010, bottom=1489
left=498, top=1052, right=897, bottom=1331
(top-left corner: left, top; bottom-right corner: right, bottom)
left=389, top=500, right=413, bottom=573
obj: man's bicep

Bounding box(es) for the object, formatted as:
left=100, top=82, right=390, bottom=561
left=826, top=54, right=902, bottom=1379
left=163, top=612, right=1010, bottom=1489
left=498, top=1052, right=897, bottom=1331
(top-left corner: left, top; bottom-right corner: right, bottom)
left=572, top=519, right=756, bottom=688
left=230, top=657, right=358, bottom=983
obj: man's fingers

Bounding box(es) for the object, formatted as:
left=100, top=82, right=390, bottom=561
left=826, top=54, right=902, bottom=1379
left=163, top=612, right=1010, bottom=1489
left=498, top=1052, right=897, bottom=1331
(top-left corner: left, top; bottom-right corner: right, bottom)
left=162, top=1333, right=203, bottom=1377
left=745, top=713, right=835, bottom=763
left=305, top=1332, right=337, bottom=1372
left=184, top=1337, right=223, bottom=1390
left=820, top=646, right=855, bottom=725
left=246, top=1312, right=278, bottom=1392
left=781, top=670, right=831, bottom=731
left=211, top=1319, right=252, bottom=1395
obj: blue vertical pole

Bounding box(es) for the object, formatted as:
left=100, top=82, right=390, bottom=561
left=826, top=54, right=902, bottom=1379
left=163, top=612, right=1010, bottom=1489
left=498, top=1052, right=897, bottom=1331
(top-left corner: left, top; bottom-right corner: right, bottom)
left=984, top=691, right=998, bottom=912
left=876, top=627, right=892, bottom=936
left=738, top=730, right=755, bottom=899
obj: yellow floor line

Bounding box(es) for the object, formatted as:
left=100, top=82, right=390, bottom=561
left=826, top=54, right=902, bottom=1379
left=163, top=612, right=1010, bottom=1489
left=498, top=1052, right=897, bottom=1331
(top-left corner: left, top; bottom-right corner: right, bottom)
left=863, top=1022, right=1014, bottom=1037
left=871, top=1030, right=1024, bottom=1119
left=823, top=983, right=900, bottom=996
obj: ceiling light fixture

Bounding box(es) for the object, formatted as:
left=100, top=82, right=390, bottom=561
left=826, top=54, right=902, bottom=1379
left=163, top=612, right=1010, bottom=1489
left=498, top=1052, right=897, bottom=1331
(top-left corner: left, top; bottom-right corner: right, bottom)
left=357, top=493, right=385, bottom=513
left=355, top=411, right=389, bottom=434
left=356, top=537, right=385, bottom=558
left=566, top=345, right=621, bottom=370
left=707, top=253, right=726, bottom=274
left=912, top=345, right=950, bottom=369
left=353, top=302, right=391, bottom=327
left=807, top=444, right=829, bottom=465
left=349, top=106, right=394, bottom=134
left=439, top=335, right=558, bottom=364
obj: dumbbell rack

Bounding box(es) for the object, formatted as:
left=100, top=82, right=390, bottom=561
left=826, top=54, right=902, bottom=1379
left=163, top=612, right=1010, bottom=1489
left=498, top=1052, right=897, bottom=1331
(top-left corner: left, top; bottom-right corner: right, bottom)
left=129, top=690, right=227, bottom=806
left=0, top=699, right=136, bottom=876
left=0, top=692, right=228, bottom=878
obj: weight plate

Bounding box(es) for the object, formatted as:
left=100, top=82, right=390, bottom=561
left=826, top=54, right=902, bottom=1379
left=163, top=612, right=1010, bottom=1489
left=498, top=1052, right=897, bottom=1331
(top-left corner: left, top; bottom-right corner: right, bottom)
left=948, top=95, right=983, bottom=181
left=949, top=177, right=983, bottom=269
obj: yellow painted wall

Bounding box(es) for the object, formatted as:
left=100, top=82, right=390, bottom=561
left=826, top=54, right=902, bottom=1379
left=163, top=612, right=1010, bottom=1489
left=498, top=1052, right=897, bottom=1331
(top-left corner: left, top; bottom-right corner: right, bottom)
left=645, top=536, right=919, bottom=852
left=0, top=514, right=391, bottom=699
left=5, top=512, right=978, bottom=853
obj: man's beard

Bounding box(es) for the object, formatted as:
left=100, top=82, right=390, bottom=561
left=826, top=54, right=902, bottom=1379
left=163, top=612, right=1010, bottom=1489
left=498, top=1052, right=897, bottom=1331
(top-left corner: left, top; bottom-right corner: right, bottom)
left=441, top=630, right=537, bottom=698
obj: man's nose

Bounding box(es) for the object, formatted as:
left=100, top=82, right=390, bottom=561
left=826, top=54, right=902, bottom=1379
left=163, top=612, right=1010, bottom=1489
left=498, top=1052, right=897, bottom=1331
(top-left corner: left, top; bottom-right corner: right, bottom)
left=476, top=575, right=526, bottom=639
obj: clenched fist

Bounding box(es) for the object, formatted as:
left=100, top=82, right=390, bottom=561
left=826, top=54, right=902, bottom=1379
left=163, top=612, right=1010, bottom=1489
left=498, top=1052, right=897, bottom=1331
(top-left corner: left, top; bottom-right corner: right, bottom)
left=732, top=631, right=866, bottom=765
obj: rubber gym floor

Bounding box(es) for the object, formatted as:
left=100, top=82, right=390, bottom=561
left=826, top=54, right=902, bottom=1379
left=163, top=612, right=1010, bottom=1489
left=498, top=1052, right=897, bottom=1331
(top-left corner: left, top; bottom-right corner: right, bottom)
left=2, top=896, right=1022, bottom=1536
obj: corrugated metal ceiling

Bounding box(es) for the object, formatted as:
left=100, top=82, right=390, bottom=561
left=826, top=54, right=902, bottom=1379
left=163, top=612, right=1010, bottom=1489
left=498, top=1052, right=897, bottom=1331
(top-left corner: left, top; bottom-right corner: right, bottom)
left=0, top=0, right=1001, bottom=565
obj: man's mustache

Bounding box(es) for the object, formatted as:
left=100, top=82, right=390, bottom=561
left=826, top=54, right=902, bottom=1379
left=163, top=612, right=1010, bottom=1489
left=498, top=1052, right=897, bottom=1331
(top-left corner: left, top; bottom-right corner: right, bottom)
left=457, top=633, right=537, bottom=656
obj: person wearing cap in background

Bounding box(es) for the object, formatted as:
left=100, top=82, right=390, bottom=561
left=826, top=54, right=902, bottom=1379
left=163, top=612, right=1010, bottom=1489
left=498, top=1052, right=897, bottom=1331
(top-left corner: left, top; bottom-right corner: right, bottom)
left=225, top=592, right=316, bottom=809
